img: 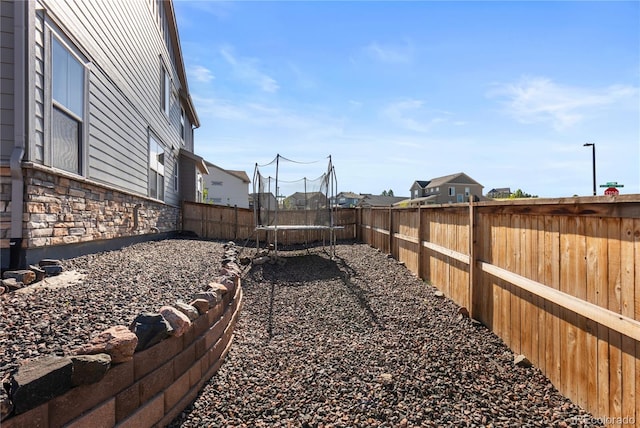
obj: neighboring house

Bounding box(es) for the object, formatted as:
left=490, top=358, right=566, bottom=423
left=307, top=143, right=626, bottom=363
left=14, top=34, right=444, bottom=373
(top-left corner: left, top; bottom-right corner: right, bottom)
left=180, top=149, right=209, bottom=203
left=357, top=194, right=408, bottom=207
left=332, top=191, right=363, bottom=208
left=285, top=192, right=328, bottom=210
left=486, top=187, right=512, bottom=199
left=1, top=0, right=201, bottom=269
left=202, top=161, right=250, bottom=208
left=409, top=173, right=485, bottom=205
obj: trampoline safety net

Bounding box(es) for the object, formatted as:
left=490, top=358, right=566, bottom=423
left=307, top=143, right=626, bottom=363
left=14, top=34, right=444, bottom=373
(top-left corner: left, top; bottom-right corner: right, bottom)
left=252, top=154, right=340, bottom=255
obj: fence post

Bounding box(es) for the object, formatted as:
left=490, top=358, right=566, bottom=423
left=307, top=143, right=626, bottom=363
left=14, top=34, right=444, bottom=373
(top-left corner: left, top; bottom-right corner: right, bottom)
left=468, top=198, right=477, bottom=319
left=369, top=208, right=373, bottom=245
left=417, top=206, right=423, bottom=279
left=234, top=205, right=238, bottom=240
left=389, top=206, right=393, bottom=255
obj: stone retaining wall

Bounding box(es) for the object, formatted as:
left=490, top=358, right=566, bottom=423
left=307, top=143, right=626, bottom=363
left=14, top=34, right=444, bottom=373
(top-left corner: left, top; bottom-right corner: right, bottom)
left=3, top=282, right=243, bottom=428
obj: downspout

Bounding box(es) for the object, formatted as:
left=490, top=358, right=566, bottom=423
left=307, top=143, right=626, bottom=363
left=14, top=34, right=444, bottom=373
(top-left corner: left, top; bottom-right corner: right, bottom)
left=9, top=0, right=30, bottom=269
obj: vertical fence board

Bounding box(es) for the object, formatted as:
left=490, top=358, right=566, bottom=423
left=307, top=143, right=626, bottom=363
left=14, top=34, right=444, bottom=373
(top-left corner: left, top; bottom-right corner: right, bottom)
left=575, top=217, right=588, bottom=410
left=608, top=218, right=623, bottom=421
left=595, top=216, right=611, bottom=419
left=559, top=216, right=574, bottom=401
left=621, top=218, right=636, bottom=424
left=521, top=214, right=533, bottom=365
left=535, top=215, right=546, bottom=375
left=545, top=215, right=562, bottom=390
left=635, top=217, right=640, bottom=426
left=585, top=216, right=601, bottom=415
left=498, top=214, right=510, bottom=347
left=510, top=214, right=522, bottom=355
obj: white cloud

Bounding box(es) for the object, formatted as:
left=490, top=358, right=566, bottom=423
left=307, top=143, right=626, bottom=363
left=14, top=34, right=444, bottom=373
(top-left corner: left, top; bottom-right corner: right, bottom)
left=219, top=45, right=279, bottom=93
left=189, top=65, right=214, bottom=83
left=192, top=95, right=346, bottom=137
left=183, top=1, right=235, bottom=20
left=364, top=40, right=413, bottom=64
left=488, top=76, right=639, bottom=131
left=381, top=99, right=447, bottom=133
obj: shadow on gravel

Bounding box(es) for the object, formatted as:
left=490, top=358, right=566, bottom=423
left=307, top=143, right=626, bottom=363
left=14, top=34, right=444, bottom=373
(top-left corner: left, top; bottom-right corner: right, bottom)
left=257, top=252, right=386, bottom=338
left=333, top=255, right=386, bottom=331
left=260, top=254, right=342, bottom=283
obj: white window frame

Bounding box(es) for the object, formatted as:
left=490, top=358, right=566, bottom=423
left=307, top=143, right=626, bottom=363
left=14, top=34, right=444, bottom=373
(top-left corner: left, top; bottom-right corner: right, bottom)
left=161, top=63, right=170, bottom=116
left=449, top=186, right=455, bottom=196
left=173, top=160, right=179, bottom=192
left=149, top=133, right=165, bottom=201
left=180, top=108, right=185, bottom=143
left=47, top=28, right=89, bottom=175
left=196, top=172, right=203, bottom=202
left=465, top=187, right=470, bottom=197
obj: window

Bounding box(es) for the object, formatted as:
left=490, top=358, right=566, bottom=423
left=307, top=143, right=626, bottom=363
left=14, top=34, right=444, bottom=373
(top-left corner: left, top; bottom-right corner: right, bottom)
left=196, top=172, right=203, bottom=202
left=449, top=187, right=455, bottom=196
left=180, top=108, right=185, bottom=142
left=457, top=194, right=464, bottom=203
left=173, top=161, right=179, bottom=192
left=465, top=187, right=470, bottom=197
left=161, top=65, right=170, bottom=115
left=149, top=134, right=165, bottom=200
left=211, top=181, right=223, bottom=186
left=51, top=36, right=85, bottom=174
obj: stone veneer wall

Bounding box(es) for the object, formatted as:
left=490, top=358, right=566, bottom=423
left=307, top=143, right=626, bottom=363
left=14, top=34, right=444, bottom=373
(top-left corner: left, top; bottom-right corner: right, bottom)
left=0, top=167, right=10, bottom=248
left=23, top=163, right=180, bottom=249
left=3, top=282, right=243, bottom=428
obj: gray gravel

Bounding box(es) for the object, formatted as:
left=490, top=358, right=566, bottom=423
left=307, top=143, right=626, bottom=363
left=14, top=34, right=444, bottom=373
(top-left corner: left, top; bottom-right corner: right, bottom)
left=170, top=241, right=601, bottom=427
left=0, top=238, right=223, bottom=378
left=0, top=239, right=600, bottom=427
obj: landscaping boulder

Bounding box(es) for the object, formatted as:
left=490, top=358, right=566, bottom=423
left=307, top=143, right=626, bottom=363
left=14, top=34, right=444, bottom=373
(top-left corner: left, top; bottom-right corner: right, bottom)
left=75, top=325, right=138, bottom=363
left=10, top=356, right=73, bottom=414
left=175, top=301, right=199, bottom=321
left=129, top=312, right=172, bottom=351
left=159, top=306, right=191, bottom=337
left=70, top=354, right=111, bottom=386
left=2, top=270, right=35, bottom=286
left=189, top=298, right=210, bottom=315
left=194, top=291, right=220, bottom=308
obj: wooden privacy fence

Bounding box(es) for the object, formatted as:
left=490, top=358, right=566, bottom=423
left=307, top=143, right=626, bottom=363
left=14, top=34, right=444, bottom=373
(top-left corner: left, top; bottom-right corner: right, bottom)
left=358, top=195, right=640, bottom=425
left=181, top=201, right=357, bottom=244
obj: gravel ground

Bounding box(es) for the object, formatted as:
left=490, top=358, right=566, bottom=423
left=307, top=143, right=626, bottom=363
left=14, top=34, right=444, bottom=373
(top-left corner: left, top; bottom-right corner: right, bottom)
left=169, top=241, right=600, bottom=427
left=1, top=239, right=600, bottom=427
left=0, top=238, right=223, bottom=379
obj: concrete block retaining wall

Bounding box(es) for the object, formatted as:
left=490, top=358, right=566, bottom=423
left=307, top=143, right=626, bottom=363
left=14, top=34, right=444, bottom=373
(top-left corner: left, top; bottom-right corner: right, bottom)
left=2, top=283, right=243, bottom=428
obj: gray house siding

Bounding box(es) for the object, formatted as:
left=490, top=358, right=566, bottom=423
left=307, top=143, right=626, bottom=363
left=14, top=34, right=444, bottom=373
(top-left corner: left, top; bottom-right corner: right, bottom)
left=0, top=0, right=15, bottom=164
left=1, top=0, right=200, bottom=269
left=31, top=0, right=193, bottom=205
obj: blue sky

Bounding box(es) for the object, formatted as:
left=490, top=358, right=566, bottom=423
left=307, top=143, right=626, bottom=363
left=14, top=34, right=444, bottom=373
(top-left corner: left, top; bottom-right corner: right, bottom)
left=174, top=1, right=639, bottom=198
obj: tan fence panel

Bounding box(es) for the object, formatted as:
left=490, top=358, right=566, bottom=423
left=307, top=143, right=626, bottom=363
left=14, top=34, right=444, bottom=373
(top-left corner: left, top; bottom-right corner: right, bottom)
left=392, top=208, right=420, bottom=273
left=358, top=196, right=640, bottom=424
left=183, top=202, right=356, bottom=244
left=186, top=198, right=639, bottom=422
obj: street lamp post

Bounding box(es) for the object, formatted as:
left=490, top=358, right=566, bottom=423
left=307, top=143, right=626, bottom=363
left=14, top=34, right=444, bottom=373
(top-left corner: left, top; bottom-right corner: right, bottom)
left=583, top=143, right=596, bottom=196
